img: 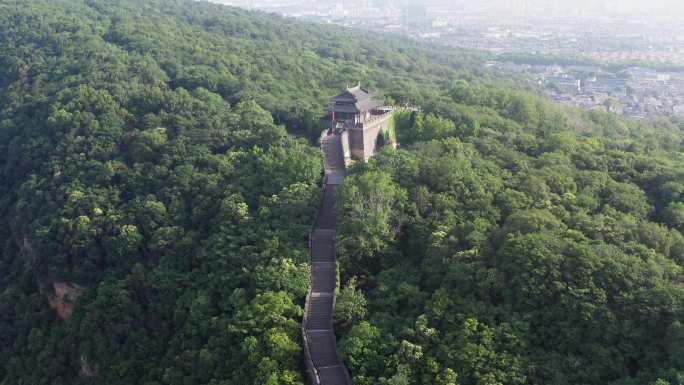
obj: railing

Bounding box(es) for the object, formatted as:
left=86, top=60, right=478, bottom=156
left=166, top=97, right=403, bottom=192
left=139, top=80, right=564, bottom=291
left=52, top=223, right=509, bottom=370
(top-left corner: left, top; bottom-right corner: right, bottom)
left=302, top=299, right=320, bottom=383
left=343, top=105, right=419, bottom=129
left=361, top=110, right=393, bottom=126
left=302, top=173, right=328, bottom=385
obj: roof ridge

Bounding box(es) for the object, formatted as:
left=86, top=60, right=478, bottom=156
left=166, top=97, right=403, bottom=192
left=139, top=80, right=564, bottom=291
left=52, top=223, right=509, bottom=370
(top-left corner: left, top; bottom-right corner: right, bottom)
left=347, top=81, right=361, bottom=91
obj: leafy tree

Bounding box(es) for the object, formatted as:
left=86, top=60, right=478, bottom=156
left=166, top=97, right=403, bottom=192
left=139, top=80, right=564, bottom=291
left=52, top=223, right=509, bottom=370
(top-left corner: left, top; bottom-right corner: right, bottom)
left=338, top=171, right=407, bottom=264
left=335, top=277, right=368, bottom=325
left=665, top=202, right=684, bottom=230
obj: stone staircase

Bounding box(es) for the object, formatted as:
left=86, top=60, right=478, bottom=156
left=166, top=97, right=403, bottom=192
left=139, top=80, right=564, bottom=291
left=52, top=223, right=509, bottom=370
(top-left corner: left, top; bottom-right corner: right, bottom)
left=305, top=294, right=333, bottom=331
left=302, top=132, right=351, bottom=385
left=321, top=133, right=346, bottom=185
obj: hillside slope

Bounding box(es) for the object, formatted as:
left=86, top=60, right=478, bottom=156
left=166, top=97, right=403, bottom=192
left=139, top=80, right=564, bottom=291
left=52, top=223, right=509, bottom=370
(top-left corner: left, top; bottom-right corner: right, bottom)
left=335, top=77, right=684, bottom=385
left=0, top=1, right=485, bottom=384
left=0, top=1, right=683, bottom=385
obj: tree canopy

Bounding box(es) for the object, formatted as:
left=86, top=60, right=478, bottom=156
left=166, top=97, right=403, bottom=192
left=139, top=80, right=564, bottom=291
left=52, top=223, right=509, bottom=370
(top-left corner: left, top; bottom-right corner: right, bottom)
left=337, top=93, right=684, bottom=385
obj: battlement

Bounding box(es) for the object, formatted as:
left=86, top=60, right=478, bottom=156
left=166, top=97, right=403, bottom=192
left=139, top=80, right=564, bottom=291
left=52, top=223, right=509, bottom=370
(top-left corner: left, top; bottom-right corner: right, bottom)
left=324, top=85, right=412, bottom=163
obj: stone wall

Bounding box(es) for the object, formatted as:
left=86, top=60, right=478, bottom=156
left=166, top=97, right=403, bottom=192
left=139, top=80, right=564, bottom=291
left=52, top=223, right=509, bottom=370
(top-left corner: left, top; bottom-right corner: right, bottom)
left=360, top=116, right=390, bottom=161
left=348, top=126, right=365, bottom=161
left=339, top=130, right=351, bottom=167
left=343, top=113, right=389, bottom=162
left=47, top=282, right=83, bottom=320
left=341, top=109, right=403, bottom=164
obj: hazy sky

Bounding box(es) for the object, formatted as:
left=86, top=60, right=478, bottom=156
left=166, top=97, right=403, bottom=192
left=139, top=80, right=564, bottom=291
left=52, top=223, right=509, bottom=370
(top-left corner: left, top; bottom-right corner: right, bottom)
left=406, top=0, right=684, bottom=17
left=530, top=0, right=682, bottom=13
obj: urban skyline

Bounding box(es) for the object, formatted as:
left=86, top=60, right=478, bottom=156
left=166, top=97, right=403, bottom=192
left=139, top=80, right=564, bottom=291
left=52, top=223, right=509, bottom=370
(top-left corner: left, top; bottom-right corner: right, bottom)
left=212, top=0, right=684, bottom=19
left=208, top=0, right=684, bottom=119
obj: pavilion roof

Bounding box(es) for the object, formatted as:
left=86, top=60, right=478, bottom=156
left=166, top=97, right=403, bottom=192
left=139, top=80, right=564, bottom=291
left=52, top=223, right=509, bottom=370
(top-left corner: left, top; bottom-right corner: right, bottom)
left=330, top=85, right=382, bottom=113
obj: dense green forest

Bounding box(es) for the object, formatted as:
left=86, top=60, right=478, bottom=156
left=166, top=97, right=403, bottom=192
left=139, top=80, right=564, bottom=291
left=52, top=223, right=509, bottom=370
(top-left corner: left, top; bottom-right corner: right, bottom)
left=0, top=0, right=682, bottom=385
left=336, top=89, right=684, bottom=384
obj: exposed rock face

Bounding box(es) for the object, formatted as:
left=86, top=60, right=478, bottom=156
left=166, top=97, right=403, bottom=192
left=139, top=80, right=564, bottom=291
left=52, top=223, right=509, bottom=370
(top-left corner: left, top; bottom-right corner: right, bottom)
left=20, top=236, right=34, bottom=257
left=79, top=355, right=100, bottom=380
left=47, top=282, right=83, bottom=320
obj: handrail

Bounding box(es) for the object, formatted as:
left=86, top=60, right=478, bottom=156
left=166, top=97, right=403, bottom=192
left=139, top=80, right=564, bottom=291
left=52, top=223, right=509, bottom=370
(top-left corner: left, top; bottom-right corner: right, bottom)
left=302, top=288, right=321, bottom=384
left=302, top=163, right=328, bottom=384
left=345, top=105, right=419, bottom=129
left=329, top=231, right=353, bottom=384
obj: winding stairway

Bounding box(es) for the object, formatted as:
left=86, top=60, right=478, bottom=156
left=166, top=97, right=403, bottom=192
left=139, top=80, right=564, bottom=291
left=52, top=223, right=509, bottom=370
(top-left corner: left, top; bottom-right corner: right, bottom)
left=302, top=132, right=352, bottom=385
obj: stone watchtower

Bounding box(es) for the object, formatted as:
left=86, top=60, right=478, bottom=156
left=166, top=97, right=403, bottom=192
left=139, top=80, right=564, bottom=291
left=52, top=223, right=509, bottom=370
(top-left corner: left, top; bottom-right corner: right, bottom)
left=325, top=85, right=396, bottom=164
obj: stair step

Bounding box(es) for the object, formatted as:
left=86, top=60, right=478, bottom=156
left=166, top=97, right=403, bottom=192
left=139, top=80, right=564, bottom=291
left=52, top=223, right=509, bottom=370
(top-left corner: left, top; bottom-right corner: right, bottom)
left=312, top=263, right=336, bottom=293
left=314, top=186, right=337, bottom=230
left=318, top=366, right=350, bottom=385
left=306, top=295, right=333, bottom=330
left=306, top=330, right=340, bottom=368
left=311, top=236, right=335, bottom=263
left=312, top=229, right=335, bottom=238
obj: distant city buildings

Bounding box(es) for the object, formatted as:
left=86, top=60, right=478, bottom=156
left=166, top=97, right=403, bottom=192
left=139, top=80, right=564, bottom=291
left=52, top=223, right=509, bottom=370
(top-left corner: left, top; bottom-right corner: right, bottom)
left=493, top=62, right=684, bottom=119
left=209, top=0, right=684, bottom=119
left=225, top=0, right=684, bottom=68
